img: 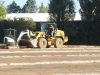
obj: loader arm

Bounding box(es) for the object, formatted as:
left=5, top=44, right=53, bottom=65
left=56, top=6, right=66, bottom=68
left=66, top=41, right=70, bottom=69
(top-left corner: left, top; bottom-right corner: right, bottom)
left=17, top=29, right=30, bottom=42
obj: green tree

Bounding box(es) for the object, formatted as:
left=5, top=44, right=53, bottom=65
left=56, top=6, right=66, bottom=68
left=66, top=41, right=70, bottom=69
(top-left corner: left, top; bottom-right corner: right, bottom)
left=49, top=0, right=75, bottom=30
left=22, top=0, right=37, bottom=13
left=7, top=1, right=21, bottom=13
left=0, top=0, right=4, bottom=5
left=38, top=3, right=48, bottom=13
left=78, top=0, right=100, bottom=21
left=78, top=0, right=94, bottom=21
left=0, top=0, right=6, bottom=20
left=92, top=0, right=100, bottom=21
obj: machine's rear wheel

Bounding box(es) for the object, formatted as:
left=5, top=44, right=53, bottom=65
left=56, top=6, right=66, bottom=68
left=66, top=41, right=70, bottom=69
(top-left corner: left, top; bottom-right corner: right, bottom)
left=38, top=38, right=47, bottom=48
left=54, top=38, right=63, bottom=48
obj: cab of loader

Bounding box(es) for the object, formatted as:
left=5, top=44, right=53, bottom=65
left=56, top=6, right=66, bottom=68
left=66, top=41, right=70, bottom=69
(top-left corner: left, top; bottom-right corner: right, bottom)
left=41, top=23, right=57, bottom=37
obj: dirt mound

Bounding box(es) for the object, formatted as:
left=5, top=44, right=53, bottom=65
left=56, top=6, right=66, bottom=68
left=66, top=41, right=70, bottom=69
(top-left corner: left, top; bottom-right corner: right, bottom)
left=0, top=44, right=5, bottom=49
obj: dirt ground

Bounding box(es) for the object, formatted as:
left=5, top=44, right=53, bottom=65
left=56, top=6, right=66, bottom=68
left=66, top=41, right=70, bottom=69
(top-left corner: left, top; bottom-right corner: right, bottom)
left=0, top=45, right=100, bottom=75
left=0, top=63, right=100, bottom=75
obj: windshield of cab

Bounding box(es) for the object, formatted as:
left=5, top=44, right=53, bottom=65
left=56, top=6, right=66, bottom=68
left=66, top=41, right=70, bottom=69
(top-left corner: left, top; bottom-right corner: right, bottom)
left=41, top=23, right=46, bottom=32
left=4, top=29, right=17, bottom=39
left=41, top=23, right=57, bottom=32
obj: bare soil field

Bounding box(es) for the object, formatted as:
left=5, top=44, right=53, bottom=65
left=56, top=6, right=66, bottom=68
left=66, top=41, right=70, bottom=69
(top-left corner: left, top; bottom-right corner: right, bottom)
left=0, top=45, right=100, bottom=75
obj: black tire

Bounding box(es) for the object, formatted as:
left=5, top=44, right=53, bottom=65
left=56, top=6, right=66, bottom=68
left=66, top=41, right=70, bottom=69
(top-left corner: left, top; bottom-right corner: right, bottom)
left=4, top=39, right=8, bottom=49
left=54, top=38, right=63, bottom=48
left=4, top=38, right=8, bottom=45
left=46, top=45, right=51, bottom=48
left=38, top=38, right=47, bottom=48
left=46, top=40, right=51, bottom=48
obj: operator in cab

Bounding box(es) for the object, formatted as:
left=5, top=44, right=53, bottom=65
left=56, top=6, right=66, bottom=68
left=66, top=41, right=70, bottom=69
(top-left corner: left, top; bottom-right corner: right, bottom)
left=9, top=28, right=14, bottom=35
left=48, top=25, right=54, bottom=37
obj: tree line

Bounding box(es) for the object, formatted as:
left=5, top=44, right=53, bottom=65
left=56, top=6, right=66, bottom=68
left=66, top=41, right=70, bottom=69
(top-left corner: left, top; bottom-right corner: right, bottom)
left=0, top=0, right=100, bottom=45
left=7, top=0, right=48, bottom=13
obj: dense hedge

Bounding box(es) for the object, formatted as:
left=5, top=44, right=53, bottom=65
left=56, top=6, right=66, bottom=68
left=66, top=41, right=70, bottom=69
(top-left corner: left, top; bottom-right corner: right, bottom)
left=0, top=18, right=36, bottom=43
left=64, top=21, right=100, bottom=45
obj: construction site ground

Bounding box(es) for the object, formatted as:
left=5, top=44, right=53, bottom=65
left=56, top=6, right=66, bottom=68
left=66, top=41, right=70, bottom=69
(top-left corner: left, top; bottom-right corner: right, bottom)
left=0, top=45, right=100, bottom=75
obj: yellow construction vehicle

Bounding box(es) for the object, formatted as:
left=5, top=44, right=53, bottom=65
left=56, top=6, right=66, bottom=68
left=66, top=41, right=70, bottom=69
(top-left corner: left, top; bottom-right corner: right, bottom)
left=18, top=23, right=68, bottom=48
left=3, top=23, right=68, bottom=49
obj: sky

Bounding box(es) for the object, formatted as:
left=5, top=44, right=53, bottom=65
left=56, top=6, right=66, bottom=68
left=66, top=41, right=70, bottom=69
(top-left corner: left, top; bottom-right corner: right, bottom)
left=4, top=0, right=80, bottom=12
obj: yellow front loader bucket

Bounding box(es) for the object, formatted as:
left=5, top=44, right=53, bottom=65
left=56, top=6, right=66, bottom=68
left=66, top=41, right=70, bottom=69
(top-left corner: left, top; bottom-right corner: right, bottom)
left=18, top=39, right=38, bottom=48
left=64, top=36, right=68, bottom=43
